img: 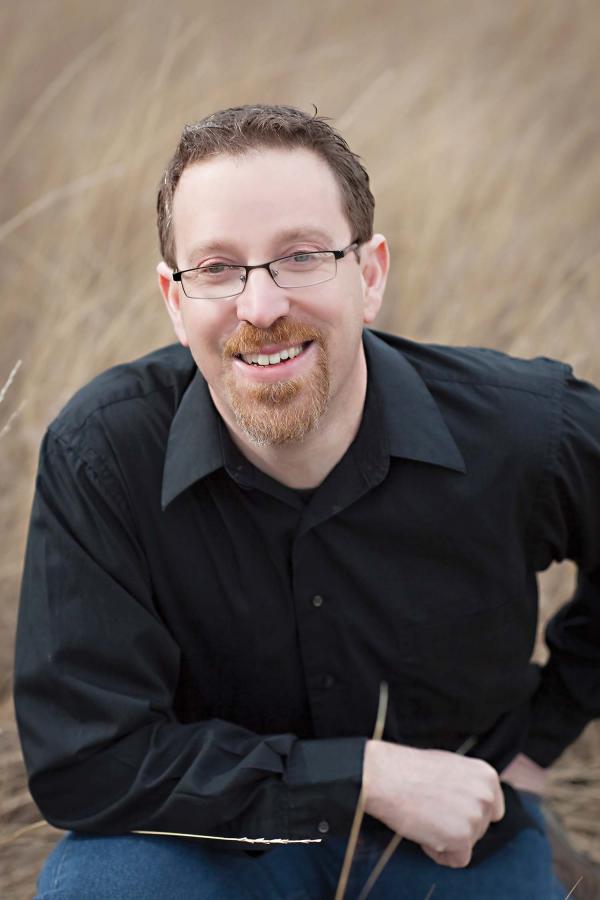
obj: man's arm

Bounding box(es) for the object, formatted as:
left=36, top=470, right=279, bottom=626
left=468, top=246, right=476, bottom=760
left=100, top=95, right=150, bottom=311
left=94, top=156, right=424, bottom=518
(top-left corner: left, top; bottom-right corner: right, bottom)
left=361, top=369, right=600, bottom=869
left=498, top=372, right=600, bottom=801
left=522, top=373, right=600, bottom=767
left=14, top=429, right=364, bottom=839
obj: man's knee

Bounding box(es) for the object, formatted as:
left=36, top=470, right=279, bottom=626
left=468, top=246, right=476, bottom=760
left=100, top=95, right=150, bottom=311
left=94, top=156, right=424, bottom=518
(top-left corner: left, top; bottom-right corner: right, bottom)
left=35, top=832, right=256, bottom=900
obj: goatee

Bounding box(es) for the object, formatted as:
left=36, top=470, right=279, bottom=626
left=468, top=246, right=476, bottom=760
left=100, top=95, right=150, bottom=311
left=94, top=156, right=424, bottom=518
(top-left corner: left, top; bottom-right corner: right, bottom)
left=223, top=320, right=329, bottom=445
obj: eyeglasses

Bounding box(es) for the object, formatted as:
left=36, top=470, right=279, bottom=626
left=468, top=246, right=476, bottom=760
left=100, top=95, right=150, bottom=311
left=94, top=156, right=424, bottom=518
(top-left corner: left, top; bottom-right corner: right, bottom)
left=172, top=242, right=359, bottom=300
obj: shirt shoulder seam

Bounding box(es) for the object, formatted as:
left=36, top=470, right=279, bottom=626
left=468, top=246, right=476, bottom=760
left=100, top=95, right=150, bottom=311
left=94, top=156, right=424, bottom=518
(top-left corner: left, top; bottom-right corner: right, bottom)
left=420, top=372, right=568, bottom=399
left=45, top=427, right=132, bottom=519
left=50, top=382, right=178, bottom=443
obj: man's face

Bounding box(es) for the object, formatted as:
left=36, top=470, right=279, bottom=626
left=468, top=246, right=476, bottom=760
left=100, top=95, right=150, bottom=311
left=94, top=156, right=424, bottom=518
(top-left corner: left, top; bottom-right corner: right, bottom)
left=158, top=147, right=387, bottom=445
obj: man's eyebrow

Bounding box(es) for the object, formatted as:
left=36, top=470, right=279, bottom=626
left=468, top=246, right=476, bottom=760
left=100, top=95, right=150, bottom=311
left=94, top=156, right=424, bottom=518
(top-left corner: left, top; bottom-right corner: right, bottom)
left=183, top=241, right=236, bottom=267
left=182, top=228, right=340, bottom=267
left=273, top=227, right=338, bottom=247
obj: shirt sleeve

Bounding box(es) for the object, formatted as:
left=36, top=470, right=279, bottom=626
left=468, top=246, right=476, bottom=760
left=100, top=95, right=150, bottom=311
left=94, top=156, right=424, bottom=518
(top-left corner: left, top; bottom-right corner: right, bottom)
left=523, top=371, right=600, bottom=766
left=14, top=429, right=364, bottom=839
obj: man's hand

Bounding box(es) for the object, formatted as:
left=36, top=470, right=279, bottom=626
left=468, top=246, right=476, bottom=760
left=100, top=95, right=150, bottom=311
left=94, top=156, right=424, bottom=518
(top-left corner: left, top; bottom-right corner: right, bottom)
left=501, top=753, right=549, bottom=796
left=362, top=740, right=505, bottom=868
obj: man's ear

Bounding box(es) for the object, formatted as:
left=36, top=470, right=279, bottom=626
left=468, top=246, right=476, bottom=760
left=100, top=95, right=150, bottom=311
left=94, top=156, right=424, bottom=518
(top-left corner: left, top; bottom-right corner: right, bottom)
left=157, top=260, right=189, bottom=347
left=360, top=234, right=390, bottom=324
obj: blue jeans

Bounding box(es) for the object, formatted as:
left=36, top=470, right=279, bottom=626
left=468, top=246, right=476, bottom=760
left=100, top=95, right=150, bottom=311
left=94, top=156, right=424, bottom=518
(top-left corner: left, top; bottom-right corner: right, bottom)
left=36, top=793, right=566, bottom=899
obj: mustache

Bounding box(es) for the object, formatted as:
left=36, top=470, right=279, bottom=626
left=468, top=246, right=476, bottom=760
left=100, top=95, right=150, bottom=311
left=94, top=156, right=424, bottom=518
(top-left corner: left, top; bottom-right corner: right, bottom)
left=223, top=320, right=324, bottom=357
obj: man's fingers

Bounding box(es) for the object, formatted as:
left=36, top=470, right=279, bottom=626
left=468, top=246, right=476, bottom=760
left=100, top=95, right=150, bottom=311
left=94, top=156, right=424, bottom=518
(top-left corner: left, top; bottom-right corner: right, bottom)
left=363, top=743, right=507, bottom=867
left=422, top=844, right=473, bottom=868
left=501, top=753, right=549, bottom=796
left=491, top=779, right=506, bottom=823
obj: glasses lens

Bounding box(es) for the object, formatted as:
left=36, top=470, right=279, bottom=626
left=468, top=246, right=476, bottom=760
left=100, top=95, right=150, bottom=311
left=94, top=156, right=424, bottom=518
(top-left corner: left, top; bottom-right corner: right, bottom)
left=272, top=252, right=336, bottom=288
left=182, top=265, right=245, bottom=299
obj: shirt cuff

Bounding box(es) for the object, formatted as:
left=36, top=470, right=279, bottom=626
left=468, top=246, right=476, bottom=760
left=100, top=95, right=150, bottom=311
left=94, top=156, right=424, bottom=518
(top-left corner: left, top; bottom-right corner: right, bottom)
left=522, top=667, right=590, bottom=766
left=283, top=737, right=366, bottom=838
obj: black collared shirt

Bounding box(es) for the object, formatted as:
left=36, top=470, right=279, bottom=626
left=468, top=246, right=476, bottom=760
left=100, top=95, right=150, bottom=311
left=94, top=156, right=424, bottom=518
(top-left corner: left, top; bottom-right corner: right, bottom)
left=14, top=330, right=600, bottom=854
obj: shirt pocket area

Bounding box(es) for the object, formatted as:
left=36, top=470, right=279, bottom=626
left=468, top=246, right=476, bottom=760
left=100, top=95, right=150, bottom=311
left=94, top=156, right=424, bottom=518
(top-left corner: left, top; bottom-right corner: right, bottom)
left=384, top=598, right=538, bottom=745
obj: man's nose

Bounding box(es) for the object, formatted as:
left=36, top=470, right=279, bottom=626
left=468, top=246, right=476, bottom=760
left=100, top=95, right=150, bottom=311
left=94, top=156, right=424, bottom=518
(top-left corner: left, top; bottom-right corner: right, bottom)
left=235, top=267, right=290, bottom=328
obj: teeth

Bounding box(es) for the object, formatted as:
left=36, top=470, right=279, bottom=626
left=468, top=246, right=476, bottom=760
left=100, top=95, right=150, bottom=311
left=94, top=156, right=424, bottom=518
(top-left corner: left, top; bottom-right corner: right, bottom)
left=240, top=344, right=305, bottom=366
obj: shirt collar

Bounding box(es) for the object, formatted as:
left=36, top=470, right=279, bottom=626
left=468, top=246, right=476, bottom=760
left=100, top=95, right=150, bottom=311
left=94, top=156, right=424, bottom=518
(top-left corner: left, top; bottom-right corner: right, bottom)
left=363, top=329, right=466, bottom=473
left=161, top=372, right=223, bottom=509
left=162, top=330, right=466, bottom=509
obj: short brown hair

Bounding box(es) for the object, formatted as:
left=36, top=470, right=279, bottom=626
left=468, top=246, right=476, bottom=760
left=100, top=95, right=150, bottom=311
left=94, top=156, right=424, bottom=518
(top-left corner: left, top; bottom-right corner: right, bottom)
left=157, top=104, right=375, bottom=269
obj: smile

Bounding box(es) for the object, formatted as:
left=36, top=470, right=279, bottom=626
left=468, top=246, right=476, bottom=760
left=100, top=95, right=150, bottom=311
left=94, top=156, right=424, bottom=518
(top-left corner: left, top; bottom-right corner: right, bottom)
left=237, top=342, right=311, bottom=367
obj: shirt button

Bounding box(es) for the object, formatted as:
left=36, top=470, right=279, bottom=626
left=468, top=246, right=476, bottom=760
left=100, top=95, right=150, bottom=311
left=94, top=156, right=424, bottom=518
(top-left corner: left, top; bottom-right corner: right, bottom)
left=322, top=674, right=335, bottom=688
left=312, top=594, right=324, bottom=608
left=317, top=820, right=330, bottom=834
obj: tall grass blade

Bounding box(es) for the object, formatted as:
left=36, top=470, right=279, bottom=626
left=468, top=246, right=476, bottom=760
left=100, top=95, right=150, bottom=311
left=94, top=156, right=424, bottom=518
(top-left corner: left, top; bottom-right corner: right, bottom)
left=334, top=682, right=389, bottom=900
left=564, top=876, right=583, bottom=899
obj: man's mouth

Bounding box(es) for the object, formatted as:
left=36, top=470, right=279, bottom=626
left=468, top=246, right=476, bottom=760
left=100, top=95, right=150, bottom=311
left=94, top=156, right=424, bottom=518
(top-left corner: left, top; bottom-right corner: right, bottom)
left=236, top=341, right=311, bottom=367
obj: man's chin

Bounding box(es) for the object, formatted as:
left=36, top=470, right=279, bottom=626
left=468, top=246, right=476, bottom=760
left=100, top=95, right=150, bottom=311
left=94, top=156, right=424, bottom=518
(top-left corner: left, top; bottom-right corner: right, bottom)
left=223, top=340, right=330, bottom=446
left=225, top=375, right=328, bottom=446
left=230, top=395, right=327, bottom=446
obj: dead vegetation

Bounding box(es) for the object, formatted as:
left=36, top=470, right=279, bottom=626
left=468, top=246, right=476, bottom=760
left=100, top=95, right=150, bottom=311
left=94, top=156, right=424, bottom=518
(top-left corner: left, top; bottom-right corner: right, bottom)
left=1, top=1, right=599, bottom=896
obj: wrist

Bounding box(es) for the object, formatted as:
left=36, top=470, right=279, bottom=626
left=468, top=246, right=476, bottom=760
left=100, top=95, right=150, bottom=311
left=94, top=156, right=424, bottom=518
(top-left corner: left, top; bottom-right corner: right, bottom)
left=362, top=740, right=414, bottom=816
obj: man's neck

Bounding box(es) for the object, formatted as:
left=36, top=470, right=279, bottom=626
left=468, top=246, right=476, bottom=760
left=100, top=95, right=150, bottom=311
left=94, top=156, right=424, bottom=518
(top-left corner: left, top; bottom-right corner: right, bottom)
left=211, top=352, right=368, bottom=489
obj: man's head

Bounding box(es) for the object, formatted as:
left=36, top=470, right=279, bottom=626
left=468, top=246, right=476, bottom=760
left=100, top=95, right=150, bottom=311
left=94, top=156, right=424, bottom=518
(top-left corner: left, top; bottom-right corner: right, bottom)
left=157, top=105, right=375, bottom=272
left=157, top=105, right=389, bottom=448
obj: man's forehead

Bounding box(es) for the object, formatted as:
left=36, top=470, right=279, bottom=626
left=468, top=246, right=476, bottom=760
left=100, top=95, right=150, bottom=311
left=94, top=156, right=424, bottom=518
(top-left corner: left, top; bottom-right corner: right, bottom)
left=174, top=147, right=345, bottom=207
left=172, top=149, right=351, bottom=265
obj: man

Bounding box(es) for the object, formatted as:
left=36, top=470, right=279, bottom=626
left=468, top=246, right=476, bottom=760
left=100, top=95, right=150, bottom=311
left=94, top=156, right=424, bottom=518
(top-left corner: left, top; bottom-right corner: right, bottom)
left=14, top=105, right=599, bottom=899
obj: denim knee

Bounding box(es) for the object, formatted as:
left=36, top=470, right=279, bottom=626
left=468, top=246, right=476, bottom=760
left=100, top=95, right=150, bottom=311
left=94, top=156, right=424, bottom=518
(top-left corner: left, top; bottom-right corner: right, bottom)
left=35, top=832, right=262, bottom=900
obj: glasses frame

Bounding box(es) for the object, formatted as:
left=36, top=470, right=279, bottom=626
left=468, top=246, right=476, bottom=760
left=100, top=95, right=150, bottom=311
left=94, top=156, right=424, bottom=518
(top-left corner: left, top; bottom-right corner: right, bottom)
left=172, top=242, right=359, bottom=300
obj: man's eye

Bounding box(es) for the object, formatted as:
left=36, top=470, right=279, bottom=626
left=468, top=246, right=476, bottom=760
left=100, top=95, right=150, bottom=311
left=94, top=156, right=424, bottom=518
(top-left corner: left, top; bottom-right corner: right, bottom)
left=291, top=253, right=312, bottom=263
left=201, top=264, right=228, bottom=275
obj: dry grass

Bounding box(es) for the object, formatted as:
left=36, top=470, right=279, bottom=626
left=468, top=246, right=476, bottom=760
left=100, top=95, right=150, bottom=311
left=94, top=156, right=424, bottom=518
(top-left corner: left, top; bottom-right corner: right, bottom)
left=1, top=0, right=600, bottom=896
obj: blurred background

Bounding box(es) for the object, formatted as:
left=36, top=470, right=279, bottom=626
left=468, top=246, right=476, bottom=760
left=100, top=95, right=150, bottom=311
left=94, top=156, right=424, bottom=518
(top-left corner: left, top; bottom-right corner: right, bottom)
left=1, top=0, right=599, bottom=896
